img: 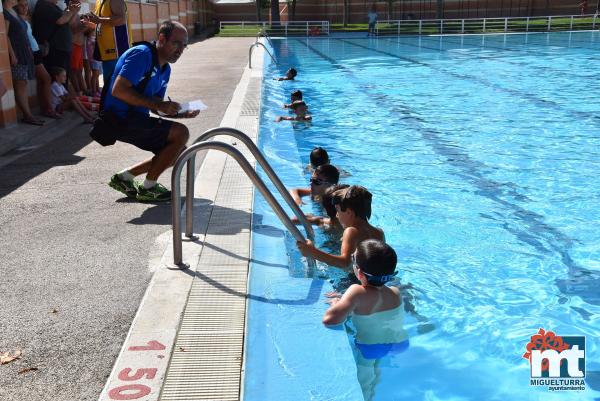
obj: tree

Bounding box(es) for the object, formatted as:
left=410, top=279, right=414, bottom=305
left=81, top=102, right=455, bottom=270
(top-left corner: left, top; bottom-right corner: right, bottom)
left=385, top=0, right=402, bottom=20
left=271, top=0, right=280, bottom=23
left=289, top=0, right=297, bottom=21
left=343, top=0, right=349, bottom=26
left=255, top=0, right=269, bottom=21
left=436, top=0, right=444, bottom=19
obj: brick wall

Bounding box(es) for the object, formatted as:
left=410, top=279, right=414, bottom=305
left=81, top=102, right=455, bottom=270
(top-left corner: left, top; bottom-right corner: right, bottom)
left=0, top=1, right=17, bottom=127
left=0, top=0, right=215, bottom=127
left=0, top=0, right=591, bottom=127
left=213, top=0, right=586, bottom=24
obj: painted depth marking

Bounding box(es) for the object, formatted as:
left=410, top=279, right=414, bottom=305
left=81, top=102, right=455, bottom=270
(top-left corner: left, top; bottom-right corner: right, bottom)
left=105, top=340, right=169, bottom=401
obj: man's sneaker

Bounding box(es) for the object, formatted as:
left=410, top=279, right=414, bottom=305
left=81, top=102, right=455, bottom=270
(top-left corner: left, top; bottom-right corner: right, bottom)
left=135, top=182, right=171, bottom=202
left=108, top=174, right=137, bottom=198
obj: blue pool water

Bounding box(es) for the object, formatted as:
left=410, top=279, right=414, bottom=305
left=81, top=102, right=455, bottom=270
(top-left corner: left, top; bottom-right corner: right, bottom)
left=244, top=32, right=600, bottom=401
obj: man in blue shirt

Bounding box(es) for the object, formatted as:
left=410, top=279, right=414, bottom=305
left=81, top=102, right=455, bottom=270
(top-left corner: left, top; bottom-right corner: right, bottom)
left=105, top=20, right=199, bottom=202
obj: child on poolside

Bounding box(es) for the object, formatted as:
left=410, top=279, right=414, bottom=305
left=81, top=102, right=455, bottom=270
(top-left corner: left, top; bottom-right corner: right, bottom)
left=275, top=67, right=297, bottom=81
left=275, top=100, right=312, bottom=122
left=290, top=164, right=340, bottom=206
left=297, top=185, right=384, bottom=269
left=323, top=239, right=408, bottom=401
left=49, top=67, right=95, bottom=123
left=283, top=89, right=303, bottom=108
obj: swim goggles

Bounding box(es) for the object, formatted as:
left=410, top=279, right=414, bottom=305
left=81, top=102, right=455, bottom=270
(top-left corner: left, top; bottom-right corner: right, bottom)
left=352, top=254, right=397, bottom=284
left=310, top=177, right=331, bottom=186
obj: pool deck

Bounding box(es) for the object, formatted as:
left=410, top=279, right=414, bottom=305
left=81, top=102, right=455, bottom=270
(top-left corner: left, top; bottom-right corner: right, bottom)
left=98, top=41, right=265, bottom=401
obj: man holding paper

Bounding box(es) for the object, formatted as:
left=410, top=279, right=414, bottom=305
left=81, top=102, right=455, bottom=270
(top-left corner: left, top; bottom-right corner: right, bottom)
left=103, top=20, right=201, bottom=202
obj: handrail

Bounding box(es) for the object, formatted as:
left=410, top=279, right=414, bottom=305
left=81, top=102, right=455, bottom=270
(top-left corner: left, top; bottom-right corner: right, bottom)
left=219, top=20, right=330, bottom=37
left=249, top=41, right=277, bottom=69
left=189, top=127, right=314, bottom=242
left=171, top=141, right=307, bottom=267
left=377, top=13, right=599, bottom=35
left=256, top=28, right=274, bottom=49
left=379, top=13, right=598, bottom=23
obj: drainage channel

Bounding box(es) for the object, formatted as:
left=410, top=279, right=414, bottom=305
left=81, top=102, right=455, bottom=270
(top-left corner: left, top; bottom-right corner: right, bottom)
left=158, top=74, right=263, bottom=399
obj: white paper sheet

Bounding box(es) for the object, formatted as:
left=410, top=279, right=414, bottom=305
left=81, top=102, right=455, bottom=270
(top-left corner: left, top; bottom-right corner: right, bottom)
left=180, top=100, right=208, bottom=112
left=156, top=99, right=208, bottom=116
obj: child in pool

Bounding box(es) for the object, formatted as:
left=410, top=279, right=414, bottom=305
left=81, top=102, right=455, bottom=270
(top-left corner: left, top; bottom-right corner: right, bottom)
left=289, top=163, right=339, bottom=206
left=305, top=146, right=351, bottom=177
left=275, top=100, right=311, bottom=122
left=323, top=239, right=408, bottom=401
left=275, top=67, right=297, bottom=81
left=309, top=146, right=329, bottom=169
left=297, top=185, right=384, bottom=269
left=283, top=89, right=303, bottom=108
left=292, top=183, right=349, bottom=229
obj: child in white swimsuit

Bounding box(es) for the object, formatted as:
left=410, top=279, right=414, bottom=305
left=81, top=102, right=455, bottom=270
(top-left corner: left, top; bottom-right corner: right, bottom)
left=322, top=239, right=408, bottom=400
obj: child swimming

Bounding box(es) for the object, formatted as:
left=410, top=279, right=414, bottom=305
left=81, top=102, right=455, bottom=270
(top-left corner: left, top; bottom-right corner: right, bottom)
left=322, top=239, right=408, bottom=401
left=296, top=185, right=384, bottom=269
left=275, top=100, right=312, bottom=122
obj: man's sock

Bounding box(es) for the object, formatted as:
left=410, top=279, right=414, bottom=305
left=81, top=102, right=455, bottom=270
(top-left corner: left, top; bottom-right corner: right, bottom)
left=118, top=170, right=135, bottom=182
left=143, top=179, right=157, bottom=189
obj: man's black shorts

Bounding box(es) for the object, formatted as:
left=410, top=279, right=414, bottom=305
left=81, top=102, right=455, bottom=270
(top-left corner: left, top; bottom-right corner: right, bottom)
left=117, top=113, right=173, bottom=154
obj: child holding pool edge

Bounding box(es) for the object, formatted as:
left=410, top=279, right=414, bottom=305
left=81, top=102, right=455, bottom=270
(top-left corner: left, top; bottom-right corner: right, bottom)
left=309, top=146, right=329, bottom=169
left=323, top=239, right=408, bottom=401
left=283, top=89, right=303, bottom=108
left=290, top=164, right=340, bottom=206
left=322, top=239, right=402, bottom=330
left=275, top=100, right=312, bottom=122
left=291, top=183, right=349, bottom=228
left=297, top=185, right=384, bottom=269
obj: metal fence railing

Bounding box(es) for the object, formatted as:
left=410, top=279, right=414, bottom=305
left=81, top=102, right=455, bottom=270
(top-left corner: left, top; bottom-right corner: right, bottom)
left=376, top=14, right=598, bottom=35
left=219, top=21, right=330, bottom=36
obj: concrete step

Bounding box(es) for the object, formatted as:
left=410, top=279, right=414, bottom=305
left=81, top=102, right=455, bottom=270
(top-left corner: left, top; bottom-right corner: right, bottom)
left=0, top=113, right=86, bottom=157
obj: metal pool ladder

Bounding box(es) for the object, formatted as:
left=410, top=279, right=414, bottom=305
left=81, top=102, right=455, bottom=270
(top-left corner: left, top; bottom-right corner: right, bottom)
left=171, top=127, right=314, bottom=267
left=249, top=41, right=277, bottom=69
left=256, top=27, right=274, bottom=49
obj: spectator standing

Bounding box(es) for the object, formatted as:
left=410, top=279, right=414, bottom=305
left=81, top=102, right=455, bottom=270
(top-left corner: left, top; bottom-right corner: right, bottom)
left=70, top=12, right=90, bottom=94
left=3, top=0, right=44, bottom=125
left=32, top=0, right=80, bottom=77
left=82, top=23, right=101, bottom=96
left=86, top=0, right=131, bottom=86
left=367, top=5, right=378, bottom=36
left=15, top=0, right=58, bottom=118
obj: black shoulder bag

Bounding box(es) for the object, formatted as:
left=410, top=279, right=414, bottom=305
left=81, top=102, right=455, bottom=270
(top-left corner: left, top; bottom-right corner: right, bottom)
left=89, top=42, right=159, bottom=146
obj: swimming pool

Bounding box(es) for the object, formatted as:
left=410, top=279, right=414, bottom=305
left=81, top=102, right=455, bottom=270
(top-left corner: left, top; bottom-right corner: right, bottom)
left=244, top=32, right=600, bottom=400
